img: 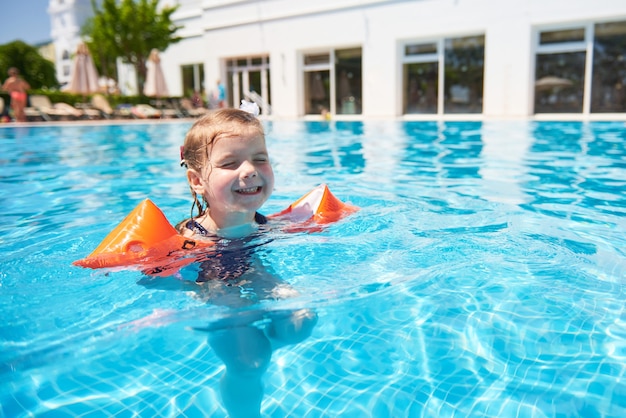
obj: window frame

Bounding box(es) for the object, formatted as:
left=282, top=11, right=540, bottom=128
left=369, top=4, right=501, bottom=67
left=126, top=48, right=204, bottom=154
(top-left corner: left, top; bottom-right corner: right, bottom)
left=400, top=34, right=485, bottom=116
left=532, top=23, right=594, bottom=115
left=301, top=47, right=362, bottom=117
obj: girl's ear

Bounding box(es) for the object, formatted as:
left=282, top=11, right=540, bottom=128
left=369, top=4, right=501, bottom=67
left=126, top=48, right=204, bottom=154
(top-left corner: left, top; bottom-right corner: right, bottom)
left=187, top=169, right=205, bottom=195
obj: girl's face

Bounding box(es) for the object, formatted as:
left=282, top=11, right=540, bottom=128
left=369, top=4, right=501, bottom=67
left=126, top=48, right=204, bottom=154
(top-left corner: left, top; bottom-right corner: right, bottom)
left=189, top=129, right=274, bottom=229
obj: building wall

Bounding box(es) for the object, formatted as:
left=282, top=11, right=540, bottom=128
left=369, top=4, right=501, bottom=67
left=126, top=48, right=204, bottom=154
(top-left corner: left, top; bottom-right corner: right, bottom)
left=43, top=0, right=626, bottom=117
left=162, top=0, right=626, bottom=118
left=144, top=0, right=626, bottom=118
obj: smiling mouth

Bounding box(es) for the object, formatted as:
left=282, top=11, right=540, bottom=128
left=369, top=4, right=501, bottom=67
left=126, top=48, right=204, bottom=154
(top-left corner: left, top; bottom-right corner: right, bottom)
left=236, top=186, right=261, bottom=194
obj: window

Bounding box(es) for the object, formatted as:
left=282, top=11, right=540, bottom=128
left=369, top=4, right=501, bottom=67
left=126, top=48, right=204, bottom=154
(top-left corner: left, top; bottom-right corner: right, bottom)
left=304, top=70, right=330, bottom=115
left=540, top=29, right=584, bottom=45
left=534, top=27, right=586, bottom=113
left=335, top=48, right=362, bottom=115
left=444, top=36, right=485, bottom=114
left=181, top=63, right=205, bottom=100
left=591, top=21, right=626, bottom=113
left=303, top=53, right=331, bottom=115
left=402, top=35, right=485, bottom=115
left=303, top=48, right=362, bottom=116
left=534, top=20, right=626, bottom=114
left=226, top=56, right=271, bottom=115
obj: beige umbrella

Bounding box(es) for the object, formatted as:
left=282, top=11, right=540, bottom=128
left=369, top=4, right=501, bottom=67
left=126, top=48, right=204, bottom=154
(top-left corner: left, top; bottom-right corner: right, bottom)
left=535, top=76, right=573, bottom=91
left=144, top=49, right=169, bottom=98
left=67, top=43, right=100, bottom=99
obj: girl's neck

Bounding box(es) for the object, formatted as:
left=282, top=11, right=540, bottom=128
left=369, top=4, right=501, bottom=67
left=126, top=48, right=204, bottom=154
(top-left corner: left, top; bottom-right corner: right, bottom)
left=199, top=211, right=257, bottom=238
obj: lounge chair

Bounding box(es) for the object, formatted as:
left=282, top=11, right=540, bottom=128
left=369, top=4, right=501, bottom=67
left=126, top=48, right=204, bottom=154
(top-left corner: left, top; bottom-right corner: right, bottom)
left=91, top=94, right=132, bottom=119
left=90, top=94, right=114, bottom=119
left=0, top=97, right=6, bottom=122
left=131, top=104, right=162, bottom=119
left=179, top=98, right=209, bottom=117
left=27, top=95, right=85, bottom=121
left=24, top=96, right=47, bottom=121
left=149, top=99, right=184, bottom=119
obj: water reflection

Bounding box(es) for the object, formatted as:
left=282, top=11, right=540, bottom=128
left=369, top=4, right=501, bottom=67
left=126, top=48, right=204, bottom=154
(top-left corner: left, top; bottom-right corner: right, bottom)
left=400, top=121, right=483, bottom=180
left=302, top=121, right=366, bottom=175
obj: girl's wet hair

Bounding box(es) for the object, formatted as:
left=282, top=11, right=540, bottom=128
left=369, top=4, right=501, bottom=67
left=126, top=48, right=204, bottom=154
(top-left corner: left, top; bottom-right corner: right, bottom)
left=181, top=108, right=266, bottom=219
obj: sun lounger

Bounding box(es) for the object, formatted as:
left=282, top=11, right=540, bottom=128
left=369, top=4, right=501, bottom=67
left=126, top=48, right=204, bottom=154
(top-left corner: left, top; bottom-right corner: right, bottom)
left=179, top=98, right=209, bottom=117
left=28, top=95, right=83, bottom=121
left=90, top=94, right=114, bottom=119
left=91, top=94, right=132, bottom=119
left=0, top=96, right=14, bottom=122
left=149, top=99, right=184, bottom=119
left=131, top=104, right=162, bottom=119
left=24, top=96, right=47, bottom=121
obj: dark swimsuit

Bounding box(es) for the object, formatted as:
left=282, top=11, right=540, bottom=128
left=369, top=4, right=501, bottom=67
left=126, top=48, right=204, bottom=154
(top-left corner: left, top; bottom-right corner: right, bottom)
left=186, top=213, right=268, bottom=283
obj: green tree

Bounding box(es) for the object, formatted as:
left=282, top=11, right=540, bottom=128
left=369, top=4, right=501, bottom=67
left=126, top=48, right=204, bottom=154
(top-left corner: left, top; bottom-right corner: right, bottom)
left=0, top=41, right=58, bottom=89
left=83, top=0, right=181, bottom=95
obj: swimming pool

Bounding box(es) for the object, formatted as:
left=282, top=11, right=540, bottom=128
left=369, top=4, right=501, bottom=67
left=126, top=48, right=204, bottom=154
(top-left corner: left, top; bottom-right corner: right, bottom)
left=1, top=119, right=625, bottom=417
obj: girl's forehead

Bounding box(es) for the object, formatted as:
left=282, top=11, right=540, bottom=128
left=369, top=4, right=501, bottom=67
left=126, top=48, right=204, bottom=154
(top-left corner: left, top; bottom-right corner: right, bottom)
left=210, top=132, right=266, bottom=153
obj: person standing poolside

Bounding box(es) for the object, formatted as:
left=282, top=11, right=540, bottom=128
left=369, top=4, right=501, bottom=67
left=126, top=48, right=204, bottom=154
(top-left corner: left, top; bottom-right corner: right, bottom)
left=179, top=104, right=317, bottom=418
left=2, top=67, right=30, bottom=122
left=216, top=79, right=226, bottom=108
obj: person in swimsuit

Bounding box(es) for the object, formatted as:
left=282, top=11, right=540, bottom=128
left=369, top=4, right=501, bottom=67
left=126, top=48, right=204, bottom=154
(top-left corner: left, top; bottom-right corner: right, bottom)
left=179, top=106, right=317, bottom=418
left=2, top=68, right=30, bottom=123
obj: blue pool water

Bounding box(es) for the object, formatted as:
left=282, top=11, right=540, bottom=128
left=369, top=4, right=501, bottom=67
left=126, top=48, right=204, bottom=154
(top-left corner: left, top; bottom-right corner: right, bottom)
left=1, top=120, right=625, bottom=417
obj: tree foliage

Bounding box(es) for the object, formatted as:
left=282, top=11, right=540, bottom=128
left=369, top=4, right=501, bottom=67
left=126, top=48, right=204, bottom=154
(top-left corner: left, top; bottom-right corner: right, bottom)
left=0, top=41, right=58, bottom=89
left=83, top=0, right=181, bottom=94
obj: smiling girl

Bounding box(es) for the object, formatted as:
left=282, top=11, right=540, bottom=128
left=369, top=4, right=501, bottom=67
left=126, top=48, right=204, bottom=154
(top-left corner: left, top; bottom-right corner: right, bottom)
left=179, top=107, right=317, bottom=418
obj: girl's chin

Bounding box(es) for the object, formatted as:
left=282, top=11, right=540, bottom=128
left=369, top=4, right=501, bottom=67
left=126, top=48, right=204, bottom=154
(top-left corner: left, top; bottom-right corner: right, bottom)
left=232, top=194, right=268, bottom=208
left=222, top=203, right=264, bottom=218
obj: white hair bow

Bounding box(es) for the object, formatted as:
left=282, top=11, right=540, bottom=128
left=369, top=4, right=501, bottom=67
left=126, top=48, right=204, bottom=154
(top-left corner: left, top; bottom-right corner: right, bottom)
left=240, top=100, right=260, bottom=116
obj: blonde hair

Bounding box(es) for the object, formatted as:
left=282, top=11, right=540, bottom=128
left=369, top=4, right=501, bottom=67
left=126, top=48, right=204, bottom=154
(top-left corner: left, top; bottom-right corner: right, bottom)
left=181, top=108, right=266, bottom=219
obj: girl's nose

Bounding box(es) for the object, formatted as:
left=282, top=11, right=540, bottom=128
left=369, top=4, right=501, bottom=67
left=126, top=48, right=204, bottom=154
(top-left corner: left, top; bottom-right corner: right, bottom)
left=240, top=160, right=258, bottom=178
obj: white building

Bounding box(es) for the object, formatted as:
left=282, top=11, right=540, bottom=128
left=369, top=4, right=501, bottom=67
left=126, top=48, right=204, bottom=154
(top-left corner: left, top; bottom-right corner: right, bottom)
left=47, top=0, right=626, bottom=119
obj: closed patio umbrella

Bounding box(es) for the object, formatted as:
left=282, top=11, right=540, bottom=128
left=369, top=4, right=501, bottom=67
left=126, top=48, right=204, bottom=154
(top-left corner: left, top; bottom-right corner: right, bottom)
left=144, top=49, right=169, bottom=98
left=67, top=43, right=100, bottom=99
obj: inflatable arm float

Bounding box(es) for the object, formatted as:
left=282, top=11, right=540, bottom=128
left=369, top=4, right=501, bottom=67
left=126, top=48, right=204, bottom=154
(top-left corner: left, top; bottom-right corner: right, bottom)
left=73, top=184, right=357, bottom=276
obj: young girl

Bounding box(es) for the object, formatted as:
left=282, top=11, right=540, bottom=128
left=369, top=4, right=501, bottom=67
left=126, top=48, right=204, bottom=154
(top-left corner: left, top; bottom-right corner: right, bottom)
left=179, top=106, right=317, bottom=418
left=179, top=106, right=277, bottom=285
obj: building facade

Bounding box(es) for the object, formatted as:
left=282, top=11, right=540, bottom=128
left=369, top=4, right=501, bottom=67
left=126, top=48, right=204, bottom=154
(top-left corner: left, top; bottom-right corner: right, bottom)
left=46, top=0, right=626, bottom=119
left=159, top=0, right=626, bottom=119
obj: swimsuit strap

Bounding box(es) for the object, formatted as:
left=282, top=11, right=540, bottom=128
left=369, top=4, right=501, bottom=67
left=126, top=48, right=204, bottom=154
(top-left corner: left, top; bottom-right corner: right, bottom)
left=185, top=219, right=211, bottom=236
